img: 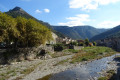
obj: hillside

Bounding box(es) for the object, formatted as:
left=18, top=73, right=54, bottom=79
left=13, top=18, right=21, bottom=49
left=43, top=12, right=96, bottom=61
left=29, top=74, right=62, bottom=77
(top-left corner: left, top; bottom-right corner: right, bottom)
left=6, top=7, right=50, bottom=27
left=6, top=7, right=109, bottom=40
left=90, top=25, right=120, bottom=41
left=5, top=7, right=65, bottom=38
left=52, top=26, right=108, bottom=39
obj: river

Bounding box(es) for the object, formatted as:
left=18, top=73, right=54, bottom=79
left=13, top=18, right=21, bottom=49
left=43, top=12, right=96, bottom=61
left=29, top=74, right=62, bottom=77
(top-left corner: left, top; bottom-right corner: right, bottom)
left=49, top=54, right=119, bottom=80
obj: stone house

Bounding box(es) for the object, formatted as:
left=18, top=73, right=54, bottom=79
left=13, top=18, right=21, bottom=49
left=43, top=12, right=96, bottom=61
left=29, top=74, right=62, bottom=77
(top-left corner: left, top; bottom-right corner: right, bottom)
left=96, top=38, right=120, bottom=51
left=62, top=37, right=73, bottom=44
left=46, top=32, right=58, bottom=44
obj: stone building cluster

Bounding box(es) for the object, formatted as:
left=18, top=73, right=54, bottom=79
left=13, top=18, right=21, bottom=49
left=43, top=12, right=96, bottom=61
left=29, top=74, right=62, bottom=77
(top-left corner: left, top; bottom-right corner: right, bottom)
left=96, top=38, right=120, bottom=51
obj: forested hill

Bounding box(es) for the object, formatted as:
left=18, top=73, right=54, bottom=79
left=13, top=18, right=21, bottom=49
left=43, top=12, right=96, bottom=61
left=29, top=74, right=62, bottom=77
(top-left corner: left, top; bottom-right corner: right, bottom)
left=52, top=26, right=108, bottom=39
left=5, top=6, right=65, bottom=38
left=6, top=7, right=51, bottom=28
left=90, top=25, right=120, bottom=41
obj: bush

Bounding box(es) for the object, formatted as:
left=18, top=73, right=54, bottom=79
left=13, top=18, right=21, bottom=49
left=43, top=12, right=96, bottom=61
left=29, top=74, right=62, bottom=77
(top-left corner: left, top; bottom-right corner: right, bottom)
left=93, top=42, right=97, bottom=46
left=78, top=42, right=84, bottom=46
left=82, top=58, right=88, bottom=61
left=53, top=43, right=64, bottom=51
left=85, top=39, right=89, bottom=46
left=69, top=42, right=78, bottom=46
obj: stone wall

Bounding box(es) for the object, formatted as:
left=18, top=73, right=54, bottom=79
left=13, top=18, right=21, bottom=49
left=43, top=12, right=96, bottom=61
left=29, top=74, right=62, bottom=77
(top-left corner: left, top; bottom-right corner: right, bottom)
left=74, top=46, right=84, bottom=50
left=96, top=38, right=120, bottom=52
left=0, top=45, right=54, bottom=64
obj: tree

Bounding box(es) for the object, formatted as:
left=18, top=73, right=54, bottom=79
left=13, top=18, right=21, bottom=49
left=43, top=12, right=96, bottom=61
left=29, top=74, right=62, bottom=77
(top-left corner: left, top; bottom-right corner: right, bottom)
left=16, top=17, right=53, bottom=47
left=93, top=41, right=97, bottom=46
left=0, top=13, right=20, bottom=46
left=85, top=38, right=89, bottom=46
left=16, top=17, right=27, bottom=47
left=0, top=13, right=53, bottom=48
left=70, top=42, right=78, bottom=46
left=26, top=19, right=53, bottom=46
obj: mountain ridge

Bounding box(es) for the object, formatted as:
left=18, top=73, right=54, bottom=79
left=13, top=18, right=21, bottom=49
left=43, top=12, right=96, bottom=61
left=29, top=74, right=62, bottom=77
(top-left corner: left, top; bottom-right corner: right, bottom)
left=52, top=26, right=108, bottom=39
left=90, top=25, right=120, bottom=41
left=5, top=6, right=109, bottom=40
left=5, top=6, right=65, bottom=38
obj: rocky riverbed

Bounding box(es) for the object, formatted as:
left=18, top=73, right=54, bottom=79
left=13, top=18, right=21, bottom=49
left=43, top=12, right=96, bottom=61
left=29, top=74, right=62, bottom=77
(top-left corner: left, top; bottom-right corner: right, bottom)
left=0, top=54, right=76, bottom=80
left=0, top=54, right=119, bottom=80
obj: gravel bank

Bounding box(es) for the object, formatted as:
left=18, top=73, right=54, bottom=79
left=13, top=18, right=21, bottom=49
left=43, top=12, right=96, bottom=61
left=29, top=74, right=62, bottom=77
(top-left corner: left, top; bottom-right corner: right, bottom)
left=0, top=54, right=75, bottom=80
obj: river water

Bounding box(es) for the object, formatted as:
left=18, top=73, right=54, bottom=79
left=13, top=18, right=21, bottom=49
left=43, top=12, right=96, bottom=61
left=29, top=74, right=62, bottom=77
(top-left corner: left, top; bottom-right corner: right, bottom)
left=49, top=54, right=119, bottom=80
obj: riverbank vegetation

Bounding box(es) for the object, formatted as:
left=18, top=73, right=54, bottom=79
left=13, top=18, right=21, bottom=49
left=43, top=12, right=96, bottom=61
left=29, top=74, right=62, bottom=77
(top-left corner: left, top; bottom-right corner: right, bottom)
left=71, top=46, right=116, bottom=63
left=55, top=46, right=116, bottom=65
left=98, top=70, right=116, bottom=80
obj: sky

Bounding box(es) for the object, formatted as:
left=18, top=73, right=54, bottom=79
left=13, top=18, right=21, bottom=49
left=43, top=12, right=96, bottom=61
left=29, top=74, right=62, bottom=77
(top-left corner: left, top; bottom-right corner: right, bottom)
left=0, top=0, right=120, bottom=28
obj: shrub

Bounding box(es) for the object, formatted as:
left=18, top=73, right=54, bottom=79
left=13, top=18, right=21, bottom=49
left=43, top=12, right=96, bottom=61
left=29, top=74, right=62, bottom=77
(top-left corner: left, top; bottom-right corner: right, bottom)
left=82, top=58, right=88, bottom=61
left=69, top=42, right=78, bottom=46
left=53, top=43, right=64, bottom=51
left=78, top=42, right=84, bottom=46
left=85, top=38, right=89, bottom=46
left=93, top=42, right=97, bottom=46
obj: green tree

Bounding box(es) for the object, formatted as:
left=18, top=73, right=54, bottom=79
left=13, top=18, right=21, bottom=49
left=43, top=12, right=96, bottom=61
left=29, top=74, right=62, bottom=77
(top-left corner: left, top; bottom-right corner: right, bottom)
left=70, top=42, right=78, bottom=46
left=16, top=17, right=53, bottom=47
left=16, top=17, right=27, bottom=47
left=0, top=13, right=53, bottom=48
left=85, top=38, right=89, bottom=46
left=26, top=19, right=53, bottom=46
left=0, top=13, right=20, bottom=46
left=93, top=41, right=97, bottom=46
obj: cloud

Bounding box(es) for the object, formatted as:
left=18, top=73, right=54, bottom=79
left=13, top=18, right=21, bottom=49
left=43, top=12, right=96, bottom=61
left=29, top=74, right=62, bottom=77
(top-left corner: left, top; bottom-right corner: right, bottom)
left=35, top=9, right=42, bottom=14
left=69, top=0, right=120, bottom=10
left=58, top=14, right=91, bottom=27
left=97, top=21, right=120, bottom=28
left=44, top=9, right=50, bottom=13
left=35, top=9, right=50, bottom=14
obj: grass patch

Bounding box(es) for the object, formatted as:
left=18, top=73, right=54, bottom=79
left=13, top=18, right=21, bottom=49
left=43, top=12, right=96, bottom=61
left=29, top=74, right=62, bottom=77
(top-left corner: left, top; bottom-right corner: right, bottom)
left=64, top=49, right=80, bottom=53
left=98, top=77, right=107, bottom=80
left=0, top=69, right=16, bottom=80
left=20, top=62, right=42, bottom=75
left=20, top=67, right=35, bottom=75
left=14, top=76, right=23, bottom=80
left=37, top=74, right=52, bottom=80
left=48, top=52, right=71, bottom=58
left=98, top=70, right=116, bottom=80
left=107, top=70, right=115, bottom=74
left=47, top=49, right=79, bottom=58
left=70, top=46, right=116, bottom=63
